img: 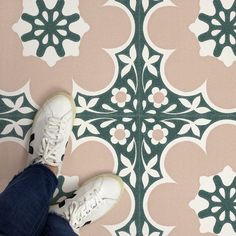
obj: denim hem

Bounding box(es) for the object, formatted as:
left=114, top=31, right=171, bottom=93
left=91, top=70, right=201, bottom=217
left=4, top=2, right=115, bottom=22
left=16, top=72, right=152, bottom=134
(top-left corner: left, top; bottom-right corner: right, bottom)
left=28, top=164, right=58, bottom=186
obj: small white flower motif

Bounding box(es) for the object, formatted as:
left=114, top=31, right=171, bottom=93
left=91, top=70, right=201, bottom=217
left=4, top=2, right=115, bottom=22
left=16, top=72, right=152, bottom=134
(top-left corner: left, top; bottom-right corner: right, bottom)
left=110, top=124, right=130, bottom=145
left=111, top=88, right=131, bottom=107
left=148, top=88, right=168, bottom=108
left=148, top=124, right=168, bottom=145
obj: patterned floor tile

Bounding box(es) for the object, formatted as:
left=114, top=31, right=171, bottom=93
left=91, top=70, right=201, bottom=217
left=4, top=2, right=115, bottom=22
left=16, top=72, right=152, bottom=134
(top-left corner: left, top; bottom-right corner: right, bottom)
left=0, top=0, right=236, bottom=235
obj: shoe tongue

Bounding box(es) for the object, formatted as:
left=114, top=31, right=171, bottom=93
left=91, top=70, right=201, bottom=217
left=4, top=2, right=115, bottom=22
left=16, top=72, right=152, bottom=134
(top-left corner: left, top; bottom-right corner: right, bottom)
left=46, top=121, right=63, bottom=143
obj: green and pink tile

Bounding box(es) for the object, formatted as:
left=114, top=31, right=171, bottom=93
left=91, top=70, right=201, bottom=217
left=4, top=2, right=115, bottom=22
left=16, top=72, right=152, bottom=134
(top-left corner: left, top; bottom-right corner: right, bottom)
left=0, top=0, right=236, bottom=235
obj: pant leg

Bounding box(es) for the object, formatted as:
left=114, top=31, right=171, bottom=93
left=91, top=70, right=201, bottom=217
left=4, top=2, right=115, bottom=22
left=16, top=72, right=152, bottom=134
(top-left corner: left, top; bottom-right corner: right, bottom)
left=0, top=164, right=58, bottom=236
left=42, top=213, right=78, bottom=236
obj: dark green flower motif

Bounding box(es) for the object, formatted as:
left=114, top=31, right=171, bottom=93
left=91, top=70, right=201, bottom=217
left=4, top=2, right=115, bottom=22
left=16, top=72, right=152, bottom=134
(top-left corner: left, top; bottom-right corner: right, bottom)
left=21, top=0, right=80, bottom=57
left=198, top=0, right=236, bottom=57
left=198, top=174, right=236, bottom=234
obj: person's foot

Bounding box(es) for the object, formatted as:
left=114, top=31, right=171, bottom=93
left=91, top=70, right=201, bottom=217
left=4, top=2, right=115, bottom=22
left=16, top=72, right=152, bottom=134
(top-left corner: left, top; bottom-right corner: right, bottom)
left=28, top=92, right=76, bottom=170
left=50, top=174, right=124, bottom=233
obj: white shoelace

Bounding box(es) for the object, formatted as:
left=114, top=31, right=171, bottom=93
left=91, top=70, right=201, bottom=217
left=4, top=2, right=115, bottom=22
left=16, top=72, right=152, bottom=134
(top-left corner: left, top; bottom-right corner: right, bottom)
left=65, top=189, right=103, bottom=229
left=38, top=117, right=66, bottom=165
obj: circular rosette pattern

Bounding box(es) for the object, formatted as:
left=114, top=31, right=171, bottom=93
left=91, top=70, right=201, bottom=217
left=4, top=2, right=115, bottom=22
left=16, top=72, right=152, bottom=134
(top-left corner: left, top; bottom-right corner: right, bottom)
left=190, top=166, right=236, bottom=235
left=13, top=0, right=89, bottom=66
left=190, top=0, right=236, bottom=67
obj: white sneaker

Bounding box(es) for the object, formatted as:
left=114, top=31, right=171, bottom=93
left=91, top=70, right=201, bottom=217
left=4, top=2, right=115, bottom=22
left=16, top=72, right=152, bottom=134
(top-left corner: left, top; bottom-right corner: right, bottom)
left=50, top=174, right=124, bottom=233
left=28, top=92, right=76, bottom=169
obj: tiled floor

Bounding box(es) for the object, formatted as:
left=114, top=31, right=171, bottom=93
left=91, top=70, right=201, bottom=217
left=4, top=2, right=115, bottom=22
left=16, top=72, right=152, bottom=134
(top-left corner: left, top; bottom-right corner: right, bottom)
left=0, top=0, right=236, bottom=235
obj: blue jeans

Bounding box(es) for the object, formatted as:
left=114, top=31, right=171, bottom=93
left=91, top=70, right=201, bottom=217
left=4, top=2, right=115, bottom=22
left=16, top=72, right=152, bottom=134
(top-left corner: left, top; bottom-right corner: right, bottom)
left=0, top=164, right=78, bottom=236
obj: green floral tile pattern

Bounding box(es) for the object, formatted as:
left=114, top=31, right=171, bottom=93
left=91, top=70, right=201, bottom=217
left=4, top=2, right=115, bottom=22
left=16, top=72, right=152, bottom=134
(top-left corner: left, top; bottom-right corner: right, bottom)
left=1, top=0, right=236, bottom=235
left=198, top=0, right=236, bottom=57
left=0, top=93, right=36, bottom=140
left=190, top=166, right=236, bottom=235
left=12, top=0, right=89, bottom=66
left=198, top=174, right=236, bottom=234
left=21, top=0, right=80, bottom=57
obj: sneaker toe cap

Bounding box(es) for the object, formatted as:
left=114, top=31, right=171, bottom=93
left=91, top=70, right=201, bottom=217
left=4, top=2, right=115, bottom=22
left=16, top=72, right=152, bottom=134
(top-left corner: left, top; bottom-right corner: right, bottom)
left=44, top=93, right=75, bottom=118
left=98, top=174, right=124, bottom=200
